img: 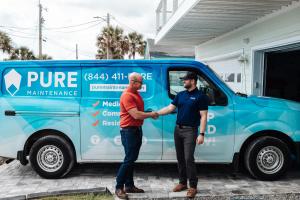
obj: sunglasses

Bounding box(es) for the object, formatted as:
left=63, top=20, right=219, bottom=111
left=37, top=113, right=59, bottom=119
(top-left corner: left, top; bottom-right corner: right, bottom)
left=131, top=80, right=143, bottom=84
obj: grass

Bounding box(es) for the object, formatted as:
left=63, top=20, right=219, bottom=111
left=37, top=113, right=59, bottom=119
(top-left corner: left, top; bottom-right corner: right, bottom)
left=38, top=193, right=113, bottom=200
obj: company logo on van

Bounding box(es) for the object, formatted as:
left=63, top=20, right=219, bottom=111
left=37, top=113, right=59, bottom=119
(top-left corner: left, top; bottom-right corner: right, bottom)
left=3, top=68, right=80, bottom=97
left=4, top=69, right=22, bottom=96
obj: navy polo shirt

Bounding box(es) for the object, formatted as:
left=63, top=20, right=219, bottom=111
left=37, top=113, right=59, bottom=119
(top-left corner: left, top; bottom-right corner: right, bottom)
left=171, top=88, right=209, bottom=127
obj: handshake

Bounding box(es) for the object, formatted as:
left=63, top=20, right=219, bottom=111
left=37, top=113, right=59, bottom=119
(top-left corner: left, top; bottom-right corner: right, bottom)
left=149, top=111, right=159, bottom=120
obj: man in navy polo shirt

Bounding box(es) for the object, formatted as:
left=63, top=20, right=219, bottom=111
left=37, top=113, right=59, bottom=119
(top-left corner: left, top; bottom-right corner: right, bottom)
left=157, top=71, right=208, bottom=198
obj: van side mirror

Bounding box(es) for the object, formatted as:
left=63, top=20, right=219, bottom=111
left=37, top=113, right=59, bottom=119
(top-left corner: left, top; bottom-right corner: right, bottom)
left=216, top=96, right=228, bottom=106
left=206, top=88, right=228, bottom=106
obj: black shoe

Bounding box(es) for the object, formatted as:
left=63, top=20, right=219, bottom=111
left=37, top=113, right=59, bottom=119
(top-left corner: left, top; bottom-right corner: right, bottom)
left=115, top=188, right=128, bottom=199
left=125, top=186, right=145, bottom=193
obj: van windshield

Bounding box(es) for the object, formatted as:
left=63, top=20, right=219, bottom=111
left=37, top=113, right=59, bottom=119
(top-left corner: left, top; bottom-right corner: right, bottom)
left=205, top=64, right=236, bottom=94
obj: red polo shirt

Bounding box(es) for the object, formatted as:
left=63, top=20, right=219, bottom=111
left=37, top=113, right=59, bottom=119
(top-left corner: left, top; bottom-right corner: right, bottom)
left=120, top=87, right=144, bottom=128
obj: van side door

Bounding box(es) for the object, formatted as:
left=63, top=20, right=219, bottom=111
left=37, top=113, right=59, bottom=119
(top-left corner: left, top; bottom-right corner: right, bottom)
left=162, top=64, right=235, bottom=163
left=80, top=63, right=163, bottom=161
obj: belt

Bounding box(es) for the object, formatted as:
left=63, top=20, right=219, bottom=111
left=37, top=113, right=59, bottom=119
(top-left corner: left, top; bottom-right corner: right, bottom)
left=120, top=126, right=142, bottom=131
left=176, top=124, right=197, bottom=129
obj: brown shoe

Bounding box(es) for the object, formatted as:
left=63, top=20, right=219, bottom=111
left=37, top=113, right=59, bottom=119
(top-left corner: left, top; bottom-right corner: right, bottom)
left=115, top=188, right=128, bottom=199
left=173, top=184, right=188, bottom=192
left=125, top=186, right=145, bottom=193
left=187, top=187, right=197, bottom=198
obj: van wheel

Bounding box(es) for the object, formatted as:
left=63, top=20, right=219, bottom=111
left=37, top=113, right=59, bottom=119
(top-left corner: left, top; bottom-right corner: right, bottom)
left=244, top=136, right=291, bottom=181
left=29, top=135, right=75, bottom=179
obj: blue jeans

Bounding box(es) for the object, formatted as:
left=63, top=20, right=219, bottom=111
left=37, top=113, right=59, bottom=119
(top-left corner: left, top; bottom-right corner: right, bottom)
left=116, top=127, right=143, bottom=190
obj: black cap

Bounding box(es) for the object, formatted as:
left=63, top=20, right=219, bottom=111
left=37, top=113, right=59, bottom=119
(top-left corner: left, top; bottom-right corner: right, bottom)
left=180, top=72, right=198, bottom=81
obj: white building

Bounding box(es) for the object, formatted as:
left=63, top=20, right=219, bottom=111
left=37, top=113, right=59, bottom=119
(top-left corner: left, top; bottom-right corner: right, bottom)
left=155, top=0, right=300, bottom=102
left=0, top=52, right=9, bottom=61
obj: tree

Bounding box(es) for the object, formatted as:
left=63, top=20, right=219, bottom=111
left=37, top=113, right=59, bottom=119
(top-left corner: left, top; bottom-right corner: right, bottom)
left=9, top=46, right=36, bottom=60
left=127, top=32, right=146, bottom=59
left=41, top=54, right=52, bottom=60
left=1, top=31, right=52, bottom=60
left=96, top=26, right=128, bottom=59
left=0, top=31, right=13, bottom=54
left=95, top=26, right=146, bottom=60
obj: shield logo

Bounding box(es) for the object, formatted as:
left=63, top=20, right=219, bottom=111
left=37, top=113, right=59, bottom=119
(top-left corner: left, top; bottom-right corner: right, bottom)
left=4, top=69, right=22, bottom=96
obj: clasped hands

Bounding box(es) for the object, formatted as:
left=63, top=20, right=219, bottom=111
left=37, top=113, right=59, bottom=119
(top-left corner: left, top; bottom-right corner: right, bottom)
left=149, top=111, right=159, bottom=119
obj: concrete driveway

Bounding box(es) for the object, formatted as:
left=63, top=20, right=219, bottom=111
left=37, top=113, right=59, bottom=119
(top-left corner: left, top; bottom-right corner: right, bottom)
left=1, top=160, right=300, bottom=199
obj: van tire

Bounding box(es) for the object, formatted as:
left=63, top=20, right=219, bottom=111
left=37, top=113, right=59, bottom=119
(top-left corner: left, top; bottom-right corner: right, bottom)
left=244, top=136, right=291, bottom=181
left=29, top=135, right=75, bottom=179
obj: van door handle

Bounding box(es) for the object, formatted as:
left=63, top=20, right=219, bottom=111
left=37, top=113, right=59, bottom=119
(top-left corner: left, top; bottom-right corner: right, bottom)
left=145, top=108, right=153, bottom=113
left=5, top=110, right=16, bottom=116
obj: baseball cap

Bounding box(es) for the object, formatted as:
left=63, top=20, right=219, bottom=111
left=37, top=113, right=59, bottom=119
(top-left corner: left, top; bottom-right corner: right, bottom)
left=180, top=71, right=198, bottom=81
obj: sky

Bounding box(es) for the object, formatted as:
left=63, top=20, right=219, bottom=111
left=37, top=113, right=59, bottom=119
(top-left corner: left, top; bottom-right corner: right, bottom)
left=0, top=0, right=160, bottom=60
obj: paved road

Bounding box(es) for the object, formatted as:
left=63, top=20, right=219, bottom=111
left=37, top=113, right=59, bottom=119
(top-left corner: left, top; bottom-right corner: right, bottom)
left=1, top=160, right=300, bottom=199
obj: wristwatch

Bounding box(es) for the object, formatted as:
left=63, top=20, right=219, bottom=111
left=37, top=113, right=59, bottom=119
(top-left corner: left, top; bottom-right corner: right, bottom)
left=200, top=132, right=205, bottom=136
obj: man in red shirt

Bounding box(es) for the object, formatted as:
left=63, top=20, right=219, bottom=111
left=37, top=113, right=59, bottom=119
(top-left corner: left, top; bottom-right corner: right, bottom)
left=115, top=72, right=158, bottom=199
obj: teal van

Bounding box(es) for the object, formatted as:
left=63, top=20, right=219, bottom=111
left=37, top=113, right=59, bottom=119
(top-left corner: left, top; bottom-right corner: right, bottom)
left=0, top=60, right=300, bottom=181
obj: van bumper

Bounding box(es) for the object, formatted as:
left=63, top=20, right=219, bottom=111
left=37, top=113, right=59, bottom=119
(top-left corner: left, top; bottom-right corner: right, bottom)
left=17, top=151, right=28, bottom=165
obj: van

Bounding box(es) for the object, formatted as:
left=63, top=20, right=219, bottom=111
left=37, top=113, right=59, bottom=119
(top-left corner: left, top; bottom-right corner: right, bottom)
left=0, top=60, right=300, bottom=180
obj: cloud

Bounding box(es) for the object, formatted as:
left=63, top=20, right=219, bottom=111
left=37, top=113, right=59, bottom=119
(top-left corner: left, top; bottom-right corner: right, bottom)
left=0, top=0, right=160, bottom=60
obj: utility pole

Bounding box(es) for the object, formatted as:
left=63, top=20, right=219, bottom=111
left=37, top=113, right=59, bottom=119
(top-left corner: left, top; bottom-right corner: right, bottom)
left=106, top=13, right=110, bottom=60
left=94, top=13, right=110, bottom=59
left=106, top=13, right=110, bottom=27
left=76, top=44, right=78, bottom=60
left=38, top=0, right=44, bottom=60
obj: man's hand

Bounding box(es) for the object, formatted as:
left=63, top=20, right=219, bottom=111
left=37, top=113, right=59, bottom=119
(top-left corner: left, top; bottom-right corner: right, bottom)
left=128, top=108, right=159, bottom=120
left=196, top=135, right=204, bottom=145
left=150, top=112, right=159, bottom=119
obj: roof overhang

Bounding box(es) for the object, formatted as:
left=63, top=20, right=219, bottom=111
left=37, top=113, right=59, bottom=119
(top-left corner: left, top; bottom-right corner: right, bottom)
left=146, top=38, right=195, bottom=58
left=155, top=0, right=296, bottom=46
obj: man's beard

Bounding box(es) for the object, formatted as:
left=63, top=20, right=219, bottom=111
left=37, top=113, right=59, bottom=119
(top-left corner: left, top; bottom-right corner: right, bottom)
left=184, top=83, right=191, bottom=89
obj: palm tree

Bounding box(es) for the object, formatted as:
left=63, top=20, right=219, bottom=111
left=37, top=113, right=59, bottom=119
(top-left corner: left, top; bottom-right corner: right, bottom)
left=0, top=31, right=13, bottom=54
left=127, top=32, right=146, bottom=59
left=41, top=54, right=52, bottom=60
left=9, top=46, right=36, bottom=60
left=96, top=26, right=128, bottom=59
left=1, top=31, right=52, bottom=60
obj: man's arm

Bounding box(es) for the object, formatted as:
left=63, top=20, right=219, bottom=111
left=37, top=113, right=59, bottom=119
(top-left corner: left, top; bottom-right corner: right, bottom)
left=157, top=104, right=176, bottom=116
left=157, top=93, right=179, bottom=116
left=128, top=108, right=157, bottom=120
left=199, top=110, right=208, bottom=133
left=197, top=110, right=208, bottom=145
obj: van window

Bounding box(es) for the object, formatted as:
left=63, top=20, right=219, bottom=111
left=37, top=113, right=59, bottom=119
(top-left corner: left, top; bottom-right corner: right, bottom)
left=2, top=67, right=81, bottom=97
left=82, top=66, right=154, bottom=99
left=168, top=69, right=227, bottom=106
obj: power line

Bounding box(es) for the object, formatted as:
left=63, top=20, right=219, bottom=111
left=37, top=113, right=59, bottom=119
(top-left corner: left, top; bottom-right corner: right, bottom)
left=45, top=37, right=94, bottom=58
left=0, top=19, right=104, bottom=31
left=45, top=38, right=75, bottom=52
left=1, top=31, right=37, bottom=39
left=0, top=28, right=37, bottom=37
left=44, top=19, right=104, bottom=30
left=110, top=15, right=138, bottom=33
left=0, top=25, right=38, bottom=30
left=44, top=21, right=104, bottom=34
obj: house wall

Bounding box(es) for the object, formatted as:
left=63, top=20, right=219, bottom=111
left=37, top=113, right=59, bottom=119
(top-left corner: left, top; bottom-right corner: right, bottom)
left=195, top=4, right=300, bottom=94
left=0, top=52, right=9, bottom=61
